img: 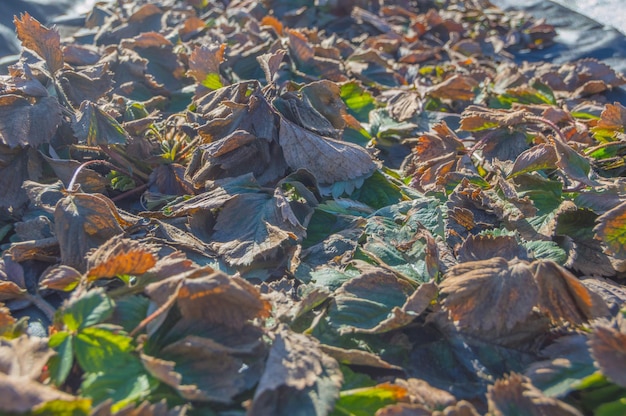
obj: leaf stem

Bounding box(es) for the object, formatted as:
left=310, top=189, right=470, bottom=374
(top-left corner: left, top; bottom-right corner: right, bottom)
left=68, top=159, right=118, bottom=191
left=25, top=293, right=56, bottom=323
left=525, top=115, right=568, bottom=144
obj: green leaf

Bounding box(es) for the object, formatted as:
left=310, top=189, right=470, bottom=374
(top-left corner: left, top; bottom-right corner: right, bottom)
left=331, top=383, right=407, bottom=416
left=328, top=271, right=414, bottom=334
left=61, top=289, right=115, bottom=332
left=73, top=101, right=129, bottom=146
left=48, top=331, right=74, bottom=386
left=523, top=240, right=567, bottom=264
left=81, top=357, right=157, bottom=410
left=554, top=139, right=594, bottom=186
left=596, top=397, right=626, bottom=416
left=351, top=170, right=403, bottom=209
left=74, top=326, right=134, bottom=373
left=340, top=81, right=377, bottom=122
left=111, top=295, right=150, bottom=333
left=201, top=73, right=224, bottom=90
left=32, top=398, right=92, bottom=416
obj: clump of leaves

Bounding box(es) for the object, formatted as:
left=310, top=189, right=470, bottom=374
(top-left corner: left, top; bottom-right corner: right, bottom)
left=1, top=0, right=626, bottom=414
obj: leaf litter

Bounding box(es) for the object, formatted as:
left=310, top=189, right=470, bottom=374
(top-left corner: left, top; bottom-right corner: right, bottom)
left=0, top=0, right=625, bottom=414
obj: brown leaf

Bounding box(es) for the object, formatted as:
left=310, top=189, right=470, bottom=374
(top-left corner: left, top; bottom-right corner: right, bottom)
left=376, top=403, right=431, bottom=416
left=188, top=44, right=226, bottom=85
left=257, top=49, right=287, bottom=84
left=0, top=374, right=76, bottom=414
left=249, top=330, right=343, bottom=415
left=54, top=192, right=130, bottom=270
left=86, top=236, right=157, bottom=281
left=395, top=378, right=456, bottom=410
left=0, top=256, right=27, bottom=301
left=146, top=268, right=271, bottom=330
left=14, top=12, right=63, bottom=75
left=432, top=401, right=480, bottom=416
left=487, top=373, right=583, bottom=416
left=532, top=260, right=608, bottom=325
left=41, top=153, right=108, bottom=194
left=460, top=105, right=527, bottom=131
left=508, top=143, right=558, bottom=178
left=0, top=335, right=54, bottom=379
left=58, top=65, right=114, bottom=107
left=457, top=234, right=528, bottom=263
left=278, top=116, right=376, bottom=184
left=0, top=95, right=62, bottom=148
left=39, top=265, right=82, bottom=291
left=440, top=257, right=539, bottom=332
left=589, top=318, right=626, bottom=388
left=319, top=345, right=402, bottom=370
left=427, top=74, right=477, bottom=101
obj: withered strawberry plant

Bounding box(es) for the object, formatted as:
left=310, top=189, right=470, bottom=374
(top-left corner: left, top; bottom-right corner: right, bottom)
left=0, top=0, right=625, bottom=414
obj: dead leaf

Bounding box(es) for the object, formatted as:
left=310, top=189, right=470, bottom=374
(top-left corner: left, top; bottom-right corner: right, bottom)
left=257, top=49, right=287, bottom=84
left=440, top=257, right=539, bottom=332
left=0, top=374, right=76, bottom=414
left=249, top=329, right=343, bottom=416
left=54, top=192, right=130, bottom=270
left=427, top=74, right=477, bottom=101
left=487, top=373, right=583, bottom=416
left=532, top=260, right=609, bottom=325
left=278, top=116, right=376, bottom=184
left=589, top=318, right=626, bottom=388
left=86, top=236, right=157, bottom=281
left=14, top=13, right=64, bottom=75
left=39, top=265, right=82, bottom=291
left=0, top=95, right=62, bottom=148
left=0, top=336, right=54, bottom=379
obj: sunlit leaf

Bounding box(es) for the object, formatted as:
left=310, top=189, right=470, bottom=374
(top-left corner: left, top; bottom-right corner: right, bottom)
left=86, top=236, right=157, bottom=281
left=61, top=289, right=114, bottom=332
left=14, top=12, right=63, bottom=75
left=440, top=257, right=539, bottom=332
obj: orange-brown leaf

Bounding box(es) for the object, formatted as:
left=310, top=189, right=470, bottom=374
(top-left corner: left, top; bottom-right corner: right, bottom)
left=86, top=236, right=157, bottom=280
left=14, top=13, right=63, bottom=74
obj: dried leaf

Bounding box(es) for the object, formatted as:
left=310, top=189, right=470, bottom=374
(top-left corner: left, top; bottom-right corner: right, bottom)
left=39, top=265, right=82, bottom=291
left=278, top=116, right=376, bottom=184
left=257, top=49, right=287, bottom=84
left=54, top=193, right=129, bottom=270
left=532, top=260, right=608, bottom=325
left=14, top=13, right=63, bottom=75
left=249, top=330, right=343, bottom=416
left=86, top=236, right=157, bottom=281
left=440, top=257, right=539, bottom=332
left=0, top=95, right=62, bottom=148
left=487, top=373, right=583, bottom=416
left=589, top=319, right=626, bottom=388
left=427, top=75, right=477, bottom=101
left=0, top=336, right=54, bottom=379
left=0, top=374, right=76, bottom=414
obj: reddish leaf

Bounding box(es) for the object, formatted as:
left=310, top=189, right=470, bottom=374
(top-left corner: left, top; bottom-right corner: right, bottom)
left=14, top=13, right=63, bottom=75
left=86, top=236, right=157, bottom=281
